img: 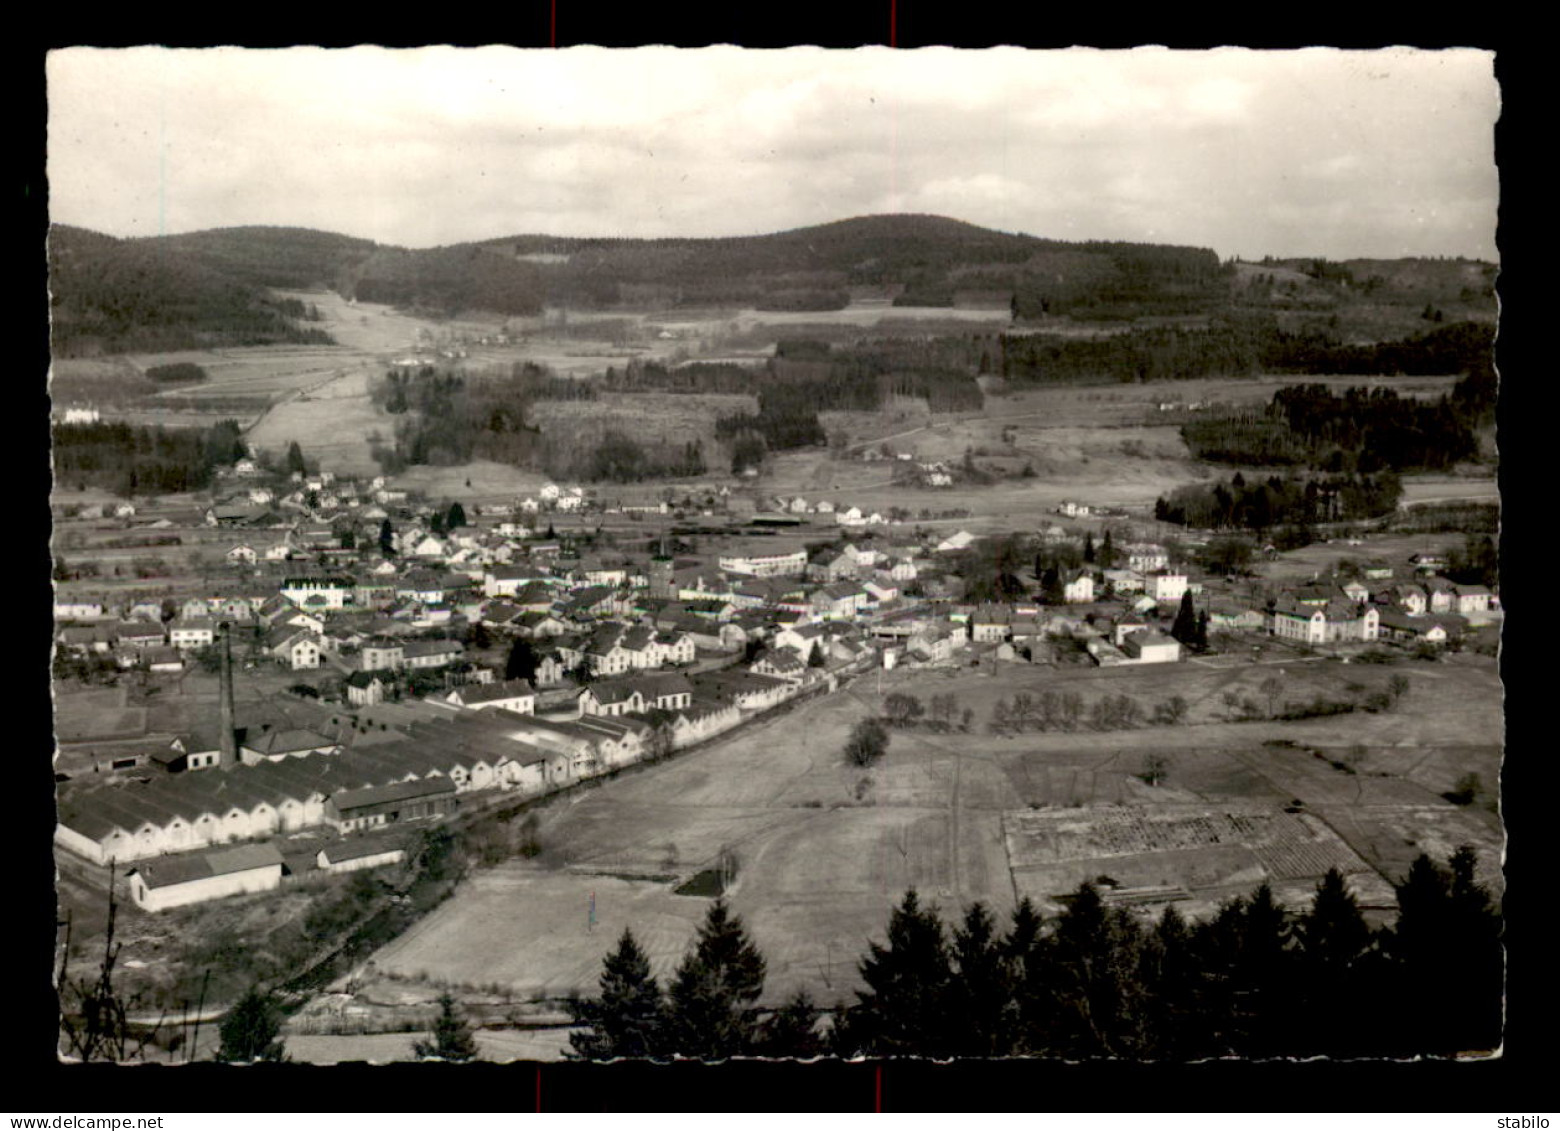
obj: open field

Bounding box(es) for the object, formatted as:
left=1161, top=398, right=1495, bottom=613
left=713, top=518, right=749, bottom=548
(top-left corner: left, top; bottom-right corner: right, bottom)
left=244, top=365, right=388, bottom=476
left=1259, top=531, right=1477, bottom=583
left=50, top=357, right=161, bottom=407
left=754, top=451, right=1189, bottom=529
left=272, top=289, right=489, bottom=356
left=52, top=686, right=144, bottom=743
left=1398, top=476, right=1501, bottom=506
left=389, top=460, right=552, bottom=504
left=344, top=653, right=1502, bottom=1037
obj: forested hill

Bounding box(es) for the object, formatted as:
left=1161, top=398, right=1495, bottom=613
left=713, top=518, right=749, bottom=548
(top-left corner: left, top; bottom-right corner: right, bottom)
left=498, top=213, right=1050, bottom=277
left=485, top=212, right=1231, bottom=313
left=47, top=225, right=337, bottom=357
left=50, top=215, right=1500, bottom=354
left=336, top=244, right=546, bottom=318
left=46, top=225, right=548, bottom=354
left=150, top=226, right=378, bottom=289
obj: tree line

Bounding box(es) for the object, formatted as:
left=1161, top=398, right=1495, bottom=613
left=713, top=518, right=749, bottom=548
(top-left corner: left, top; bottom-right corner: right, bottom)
left=994, top=317, right=1491, bottom=388
left=51, top=419, right=248, bottom=496
left=568, top=847, right=1500, bottom=1060
left=1155, top=471, right=1402, bottom=532
left=1183, top=381, right=1485, bottom=472
left=1012, top=243, right=1229, bottom=321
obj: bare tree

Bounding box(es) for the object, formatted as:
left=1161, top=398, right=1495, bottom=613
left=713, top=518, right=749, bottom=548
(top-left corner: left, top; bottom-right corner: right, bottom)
left=57, top=866, right=167, bottom=1063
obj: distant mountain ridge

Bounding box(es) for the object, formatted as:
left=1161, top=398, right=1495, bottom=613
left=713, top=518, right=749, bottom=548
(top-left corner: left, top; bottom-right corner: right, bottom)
left=48, top=214, right=1498, bottom=355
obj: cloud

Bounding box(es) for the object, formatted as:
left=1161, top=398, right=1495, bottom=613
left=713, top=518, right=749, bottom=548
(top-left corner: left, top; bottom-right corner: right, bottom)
left=45, top=45, right=1499, bottom=260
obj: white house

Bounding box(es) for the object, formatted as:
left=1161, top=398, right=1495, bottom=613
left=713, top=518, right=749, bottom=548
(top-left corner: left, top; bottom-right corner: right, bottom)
left=1147, top=570, right=1188, bottom=603
left=1062, top=570, right=1096, bottom=604
left=1121, top=629, right=1181, bottom=665
left=445, top=677, right=537, bottom=715
left=268, top=628, right=322, bottom=670
left=127, top=843, right=285, bottom=912
left=1272, top=598, right=1380, bottom=645
left=316, top=835, right=406, bottom=875
left=168, top=619, right=216, bottom=651
left=280, top=576, right=352, bottom=610
left=54, top=601, right=105, bottom=621
left=402, top=639, right=465, bottom=669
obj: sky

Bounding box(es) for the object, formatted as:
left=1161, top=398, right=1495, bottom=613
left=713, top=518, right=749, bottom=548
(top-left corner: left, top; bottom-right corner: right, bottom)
left=45, top=46, right=1500, bottom=261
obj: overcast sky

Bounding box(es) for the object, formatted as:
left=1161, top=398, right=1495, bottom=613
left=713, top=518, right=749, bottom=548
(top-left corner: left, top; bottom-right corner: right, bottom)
left=46, top=46, right=1499, bottom=261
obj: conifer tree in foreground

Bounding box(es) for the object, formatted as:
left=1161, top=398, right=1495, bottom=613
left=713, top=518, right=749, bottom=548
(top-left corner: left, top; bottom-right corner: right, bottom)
left=412, top=992, right=480, bottom=1062
left=840, top=890, right=954, bottom=1057
left=756, top=989, right=826, bottom=1058
left=1384, top=847, right=1503, bottom=1055
left=1292, top=868, right=1378, bottom=1055
left=946, top=901, right=1009, bottom=1057
left=664, top=898, right=768, bottom=1059
left=568, top=928, right=665, bottom=1059
left=1037, top=881, right=1152, bottom=1059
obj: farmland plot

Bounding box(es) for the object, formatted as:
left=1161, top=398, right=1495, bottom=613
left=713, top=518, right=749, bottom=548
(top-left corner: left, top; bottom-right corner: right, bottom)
left=331, top=650, right=1499, bottom=1054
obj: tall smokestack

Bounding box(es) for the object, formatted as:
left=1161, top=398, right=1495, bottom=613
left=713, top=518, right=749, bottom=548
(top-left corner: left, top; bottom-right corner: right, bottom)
left=218, top=622, right=238, bottom=770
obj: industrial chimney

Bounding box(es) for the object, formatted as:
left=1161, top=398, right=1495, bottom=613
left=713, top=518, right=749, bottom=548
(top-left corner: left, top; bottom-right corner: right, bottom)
left=218, top=621, right=239, bottom=770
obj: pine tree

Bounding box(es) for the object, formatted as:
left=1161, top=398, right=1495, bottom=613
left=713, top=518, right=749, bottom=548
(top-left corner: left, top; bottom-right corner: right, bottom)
left=664, top=899, right=768, bottom=1059
left=1082, top=532, right=1096, bottom=564
left=1099, top=528, right=1117, bottom=569
left=1444, top=847, right=1503, bottom=1053
left=1040, top=882, right=1150, bottom=1058
left=568, top=928, right=665, bottom=1059
left=285, top=441, right=307, bottom=477
left=1040, top=566, right=1064, bottom=605
left=412, top=992, right=480, bottom=1062
left=447, top=501, right=467, bottom=529
left=843, top=890, right=954, bottom=1057
left=1298, top=869, right=1372, bottom=972
left=1384, top=853, right=1455, bottom=1052
left=1137, top=904, right=1208, bottom=1060
left=378, top=518, right=395, bottom=557
left=1171, top=590, right=1198, bottom=646
left=216, top=988, right=288, bottom=1063
left=1001, top=896, right=1047, bottom=1052
left=1293, top=869, right=1378, bottom=1054
left=756, top=989, right=825, bottom=1058
left=807, top=640, right=825, bottom=668
left=946, top=902, right=1010, bottom=1056
left=1230, top=883, right=1295, bottom=1056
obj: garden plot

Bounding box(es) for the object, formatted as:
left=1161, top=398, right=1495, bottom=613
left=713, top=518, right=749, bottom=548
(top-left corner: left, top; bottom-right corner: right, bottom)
left=1003, top=804, right=1384, bottom=915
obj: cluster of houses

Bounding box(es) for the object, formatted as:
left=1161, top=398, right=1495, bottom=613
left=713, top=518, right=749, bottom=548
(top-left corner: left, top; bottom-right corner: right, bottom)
left=763, top=493, right=953, bottom=525
left=1265, top=564, right=1497, bottom=648
left=55, top=466, right=1501, bottom=913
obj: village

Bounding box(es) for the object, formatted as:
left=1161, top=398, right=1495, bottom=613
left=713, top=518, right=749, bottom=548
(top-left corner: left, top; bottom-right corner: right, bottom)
left=51, top=446, right=1502, bottom=919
